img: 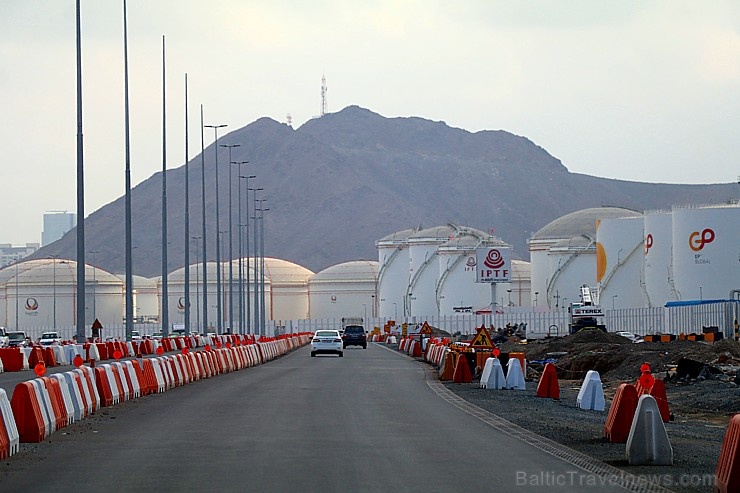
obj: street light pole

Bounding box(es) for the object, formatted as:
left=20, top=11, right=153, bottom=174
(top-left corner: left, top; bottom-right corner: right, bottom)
left=183, top=73, right=191, bottom=335
left=191, top=236, right=201, bottom=332
left=221, top=143, right=240, bottom=334
left=237, top=167, right=254, bottom=335
left=50, top=256, right=59, bottom=329
left=199, top=106, right=208, bottom=333
left=89, top=250, right=99, bottom=321
left=161, top=35, right=169, bottom=338
left=250, top=187, right=263, bottom=334
left=612, top=294, right=618, bottom=310
left=259, top=204, right=269, bottom=335
left=219, top=230, right=228, bottom=331
left=204, top=123, right=227, bottom=334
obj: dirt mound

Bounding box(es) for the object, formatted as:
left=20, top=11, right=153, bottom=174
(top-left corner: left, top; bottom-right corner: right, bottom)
left=509, top=332, right=736, bottom=383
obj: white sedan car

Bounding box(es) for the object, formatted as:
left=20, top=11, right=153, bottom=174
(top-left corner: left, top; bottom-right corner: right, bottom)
left=311, top=330, right=343, bottom=357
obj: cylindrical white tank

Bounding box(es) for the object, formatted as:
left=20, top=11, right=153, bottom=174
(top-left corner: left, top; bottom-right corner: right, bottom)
left=377, top=229, right=415, bottom=320
left=596, top=216, right=645, bottom=309
left=672, top=204, right=740, bottom=301
left=643, top=210, right=676, bottom=307
left=407, top=225, right=459, bottom=318
left=546, top=236, right=596, bottom=309
left=308, top=260, right=379, bottom=320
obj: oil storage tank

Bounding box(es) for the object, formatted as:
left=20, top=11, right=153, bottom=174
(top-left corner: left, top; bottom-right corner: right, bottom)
left=406, top=225, right=459, bottom=318
left=672, top=204, right=740, bottom=301
left=596, top=216, right=646, bottom=309
left=643, top=210, right=677, bottom=307
left=377, top=228, right=417, bottom=320
left=308, top=260, right=379, bottom=320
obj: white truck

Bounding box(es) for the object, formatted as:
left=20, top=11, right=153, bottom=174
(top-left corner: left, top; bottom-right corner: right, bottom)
left=0, top=327, right=8, bottom=348
left=568, top=285, right=606, bottom=334
left=341, top=317, right=364, bottom=334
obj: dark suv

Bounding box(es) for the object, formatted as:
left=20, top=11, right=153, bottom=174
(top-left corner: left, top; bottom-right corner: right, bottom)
left=342, top=325, right=367, bottom=349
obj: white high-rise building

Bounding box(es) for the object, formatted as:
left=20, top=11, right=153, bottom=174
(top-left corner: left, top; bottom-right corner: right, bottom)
left=42, top=211, right=77, bottom=246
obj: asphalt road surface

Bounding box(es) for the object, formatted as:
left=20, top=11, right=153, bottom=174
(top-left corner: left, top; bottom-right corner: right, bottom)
left=0, top=344, right=631, bottom=493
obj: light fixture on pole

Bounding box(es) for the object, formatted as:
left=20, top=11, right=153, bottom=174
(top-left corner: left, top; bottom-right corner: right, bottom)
left=204, top=123, right=227, bottom=334
left=220, top=143, right=240, bottom=333
left=534, top=291, right=539, bottom=306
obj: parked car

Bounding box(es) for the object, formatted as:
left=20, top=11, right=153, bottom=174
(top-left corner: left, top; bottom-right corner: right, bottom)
left=616, top=331, right=643, bottom=343
left=6, top=331, right=28, bottom=348
left=342, top=325, right=367, bottom=349
left=131, top=330, right=142, bottom=341
left=0, top=327, right=8, bottom=348
left=39, top=331, right=61, bottom=346
left=310, top=330, right=343, bottom=357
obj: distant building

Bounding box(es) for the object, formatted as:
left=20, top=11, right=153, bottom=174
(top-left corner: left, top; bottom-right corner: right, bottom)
left=42, top=211, right=77, bottom=246
left=0, top=243, right=39, bottom=268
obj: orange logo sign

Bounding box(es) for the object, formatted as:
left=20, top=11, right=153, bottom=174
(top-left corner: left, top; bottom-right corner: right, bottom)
left=689, top=228, right=715, bottom=252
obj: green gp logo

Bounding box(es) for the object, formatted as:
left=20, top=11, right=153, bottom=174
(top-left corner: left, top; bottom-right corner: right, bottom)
left=689, top=228, right=715, bottom=252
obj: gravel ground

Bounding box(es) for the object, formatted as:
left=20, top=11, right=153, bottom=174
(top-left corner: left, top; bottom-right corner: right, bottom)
left=442, top=379, right=727, bottom=493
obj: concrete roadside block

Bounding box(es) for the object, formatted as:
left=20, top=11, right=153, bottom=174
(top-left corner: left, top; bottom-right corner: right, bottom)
left=577, top=370, right=605, bottom=411
left=626, top=394, right=673, bottom=466
left=505, top=357, right=526, bottom=390
left=481, top=358, right=506, bottom=390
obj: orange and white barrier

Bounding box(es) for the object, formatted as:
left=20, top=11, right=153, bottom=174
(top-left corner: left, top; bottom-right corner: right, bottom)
left=0, top=389, right=19, bottom=459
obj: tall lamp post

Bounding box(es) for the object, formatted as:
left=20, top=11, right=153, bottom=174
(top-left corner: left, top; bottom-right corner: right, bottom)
left=89, top=250, right=99, bottom=320
left=258, top=203, right=269, bottom=335
left=534, top=291, right=539, bottom=307
left=219, top=230, right=228, bottom=331
left=204, top=123, right=227, bottom=334
left=238, top=167, right=254, bottom=334
left=612, top=294, right=618, bottom=310
left=15, top=260, right=20, bottom=330
left=250, top=187, right=263, bottom=334
left=50, top=255, right=59, bottom=329
left=507, top=289, right=512, bottom=307
left=220, top=143, right=240, bottom=333
left=191, top=236, right=201, bottom=332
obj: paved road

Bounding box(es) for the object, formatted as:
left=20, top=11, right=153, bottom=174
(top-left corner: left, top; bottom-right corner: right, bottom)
left=0, top=344, right=628, bottom=492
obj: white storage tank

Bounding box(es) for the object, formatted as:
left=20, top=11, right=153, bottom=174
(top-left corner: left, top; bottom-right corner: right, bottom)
left=377, top=228, right=416, bottom=320
left=672, top=204, right=740, bottom=301
left=529, top=207, right=642, bottom=309
left=407, top=225, right=459, bottom=317
left=643, top=210, right=677, bottom=307
left=596, top=216, right=646, bottom=309
left=0, top=259, right=124, bottom=332
left=308, top=260, right=379, bottom=320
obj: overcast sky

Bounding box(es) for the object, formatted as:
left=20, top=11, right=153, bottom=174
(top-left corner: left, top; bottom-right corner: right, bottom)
left=2, top=1, right=739, bottom=245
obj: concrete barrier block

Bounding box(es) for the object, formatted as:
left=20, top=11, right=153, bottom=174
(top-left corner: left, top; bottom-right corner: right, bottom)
left=626, top=394, right=673, bottom=466
left=482, top=358, right=506, bottom=390
left=577, top=370, right=605, bottom=411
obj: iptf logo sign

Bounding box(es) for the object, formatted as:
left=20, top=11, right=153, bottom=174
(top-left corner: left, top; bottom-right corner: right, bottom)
left=689, top=228, right=715, bottom=252
left=644, top=234, right=654, bottom=255
left=476, top=247, right=511, bottom=283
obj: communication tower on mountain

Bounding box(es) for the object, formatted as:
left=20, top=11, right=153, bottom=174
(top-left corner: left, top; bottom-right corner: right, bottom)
left=320, top=75, right=328, bottom=116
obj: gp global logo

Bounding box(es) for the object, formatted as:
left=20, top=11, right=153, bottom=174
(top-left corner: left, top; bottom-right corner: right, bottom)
left=25, top=297, right=39, bottom=311
left=177, top=297, right=186, bottom=310
left=484, top=249, right=505, bottom=269
left=689, top=228, right=715, bottom=252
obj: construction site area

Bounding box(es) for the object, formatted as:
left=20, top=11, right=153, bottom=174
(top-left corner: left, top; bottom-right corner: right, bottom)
left=408, top=328, right=740, bottom=493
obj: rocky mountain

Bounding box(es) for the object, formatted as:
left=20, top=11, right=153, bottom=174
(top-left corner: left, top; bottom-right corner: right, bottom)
left=32, top=105, right=738, bottom=277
